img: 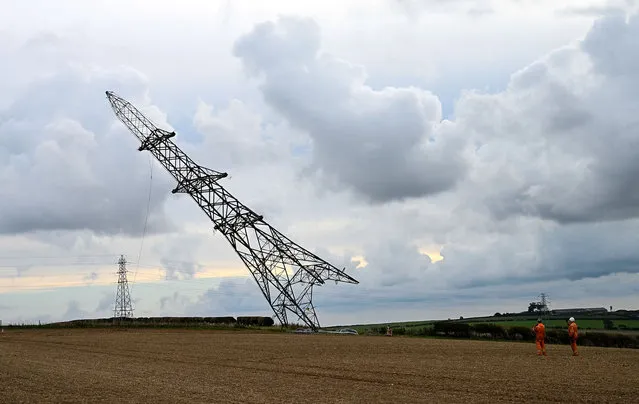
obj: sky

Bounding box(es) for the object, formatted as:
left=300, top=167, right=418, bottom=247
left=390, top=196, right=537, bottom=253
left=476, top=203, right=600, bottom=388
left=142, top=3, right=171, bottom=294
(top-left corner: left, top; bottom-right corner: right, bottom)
left=1, top=0, right=639, bottom=327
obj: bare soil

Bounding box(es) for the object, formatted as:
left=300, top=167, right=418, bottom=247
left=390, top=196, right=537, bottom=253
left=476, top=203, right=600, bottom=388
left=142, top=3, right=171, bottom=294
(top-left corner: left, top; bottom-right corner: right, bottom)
left=1, top=329, right=637, bottom=403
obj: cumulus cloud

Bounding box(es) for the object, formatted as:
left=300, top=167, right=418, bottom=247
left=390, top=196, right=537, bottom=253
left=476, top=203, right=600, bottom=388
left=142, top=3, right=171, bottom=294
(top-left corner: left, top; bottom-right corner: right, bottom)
left=0, top=35, right=175, bottom=237
left=233, top=17, right=466, bottom=203
left=227, top=11, right=639, bottom=297
left=192, top=98, right=306, bottom=168
left=456, top=12, right=639, bottom=224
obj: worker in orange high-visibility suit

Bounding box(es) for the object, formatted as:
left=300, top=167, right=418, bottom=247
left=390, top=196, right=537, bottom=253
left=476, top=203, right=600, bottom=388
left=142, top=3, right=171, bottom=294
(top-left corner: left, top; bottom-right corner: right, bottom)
left=568, top=317, right=579, bottom=356
left=532, top=319, right=547, bottom=356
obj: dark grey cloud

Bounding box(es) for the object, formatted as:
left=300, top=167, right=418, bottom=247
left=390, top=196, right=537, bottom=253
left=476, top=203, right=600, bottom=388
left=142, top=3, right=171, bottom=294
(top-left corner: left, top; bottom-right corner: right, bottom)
left=315, top=272, right=639, bottom=324
left=233, top=16, right=467, bottom=203
left=139, top=271, right=639, bottom=326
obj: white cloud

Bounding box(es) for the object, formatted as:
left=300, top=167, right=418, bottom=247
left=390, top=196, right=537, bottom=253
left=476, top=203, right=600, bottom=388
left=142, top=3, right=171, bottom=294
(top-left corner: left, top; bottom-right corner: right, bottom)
left=558, top=0, right=639, bottom=17
left=228, top=12, right=639, bottom=292
left=0, top=61, right=174, bottom=236
left=455, top=13, right=639, bottom=224
left=233, top=16, right=467, bottom=202
left=392, top=0, right=494, bottom=16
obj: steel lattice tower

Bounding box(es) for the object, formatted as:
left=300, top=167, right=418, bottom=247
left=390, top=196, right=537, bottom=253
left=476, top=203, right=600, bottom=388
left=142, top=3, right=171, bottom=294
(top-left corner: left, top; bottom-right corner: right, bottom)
left=539, top=293, right=550, bottom=314
left=113, top=255, right=134, bottom=318
left=537, top=292, right=551, bottom=323
left=105, top=91, right=358, bottom=330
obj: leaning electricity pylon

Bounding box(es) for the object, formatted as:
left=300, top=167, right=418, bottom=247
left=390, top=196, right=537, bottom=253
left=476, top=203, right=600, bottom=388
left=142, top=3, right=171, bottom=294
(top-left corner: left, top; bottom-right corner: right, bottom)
left=105, top=91, right=358, bottom=330
left=113, top=255, right=134, bottom=319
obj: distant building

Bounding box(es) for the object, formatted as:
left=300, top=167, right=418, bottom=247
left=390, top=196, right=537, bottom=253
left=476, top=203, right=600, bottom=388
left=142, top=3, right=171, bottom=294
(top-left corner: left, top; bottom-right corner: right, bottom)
left=551, top=307, right=608, bottom=315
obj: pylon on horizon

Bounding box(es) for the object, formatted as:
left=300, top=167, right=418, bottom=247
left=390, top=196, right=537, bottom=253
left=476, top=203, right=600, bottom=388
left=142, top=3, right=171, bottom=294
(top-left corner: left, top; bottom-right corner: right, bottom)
left=113, top=255, right=134, bottom=319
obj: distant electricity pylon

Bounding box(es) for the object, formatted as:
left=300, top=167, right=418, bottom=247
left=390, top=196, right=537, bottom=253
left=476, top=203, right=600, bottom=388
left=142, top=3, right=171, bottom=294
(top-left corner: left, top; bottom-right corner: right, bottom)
left=113, top=255, right=134, bottom=319
left=539, top=293, right=551, bottom=318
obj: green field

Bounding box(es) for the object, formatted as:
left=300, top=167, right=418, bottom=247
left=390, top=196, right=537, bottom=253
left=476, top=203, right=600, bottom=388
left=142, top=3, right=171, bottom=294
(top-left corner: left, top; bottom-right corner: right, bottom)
left=472, top=319, right=639, bottom=331
left=342, top=315, right=639, bottom=334
left=337, top=314, right=639, bottom=349
left=476, top=319, right=604, bottom=329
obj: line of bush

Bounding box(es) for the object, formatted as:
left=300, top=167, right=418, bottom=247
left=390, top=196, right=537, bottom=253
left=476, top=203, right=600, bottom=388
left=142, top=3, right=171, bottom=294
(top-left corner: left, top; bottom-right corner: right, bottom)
left=237, top=316, right=275, bottom=327
left=6, top=316, right=275, bottom=329
left=371, top=322, right=639, bottom=349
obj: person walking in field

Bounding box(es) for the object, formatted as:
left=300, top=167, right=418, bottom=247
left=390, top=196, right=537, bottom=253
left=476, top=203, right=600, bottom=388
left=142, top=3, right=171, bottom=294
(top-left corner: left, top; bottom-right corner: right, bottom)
left=568, top=317, right=579, bottom=356
left=532, top=318, right=547, bottom=356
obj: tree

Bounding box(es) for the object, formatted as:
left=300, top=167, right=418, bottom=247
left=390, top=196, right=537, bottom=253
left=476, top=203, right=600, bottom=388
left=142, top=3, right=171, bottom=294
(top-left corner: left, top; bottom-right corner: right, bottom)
left=528, top=302, right=542, bottom=313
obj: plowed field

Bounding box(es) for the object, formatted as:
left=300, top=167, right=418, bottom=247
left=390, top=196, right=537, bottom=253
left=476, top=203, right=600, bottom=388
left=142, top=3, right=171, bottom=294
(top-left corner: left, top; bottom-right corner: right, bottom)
left=1, top=329, right=638, bottom=403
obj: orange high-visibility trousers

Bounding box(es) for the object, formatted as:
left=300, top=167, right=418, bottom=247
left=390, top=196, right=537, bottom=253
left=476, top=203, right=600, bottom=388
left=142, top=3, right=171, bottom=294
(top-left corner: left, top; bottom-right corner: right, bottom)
left=536, top=339, right=546, bottom=355
left=568, top=323, right=578, bottom=356
left=570, top=339, right=578, bottom=355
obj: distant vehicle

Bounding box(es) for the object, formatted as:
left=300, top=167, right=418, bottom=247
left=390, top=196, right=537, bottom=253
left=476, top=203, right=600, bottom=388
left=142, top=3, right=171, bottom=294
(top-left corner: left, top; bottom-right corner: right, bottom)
left=337, top=328, right=358, bottom=335
left=294, top=328, right=314, bottom=334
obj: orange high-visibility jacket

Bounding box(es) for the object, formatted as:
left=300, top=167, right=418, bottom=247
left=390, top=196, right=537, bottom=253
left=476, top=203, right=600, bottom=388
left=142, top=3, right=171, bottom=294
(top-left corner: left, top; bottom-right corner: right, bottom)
left=533, top=323, right=546, bottom=340
left=568, top=322, right=578, bottom=339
